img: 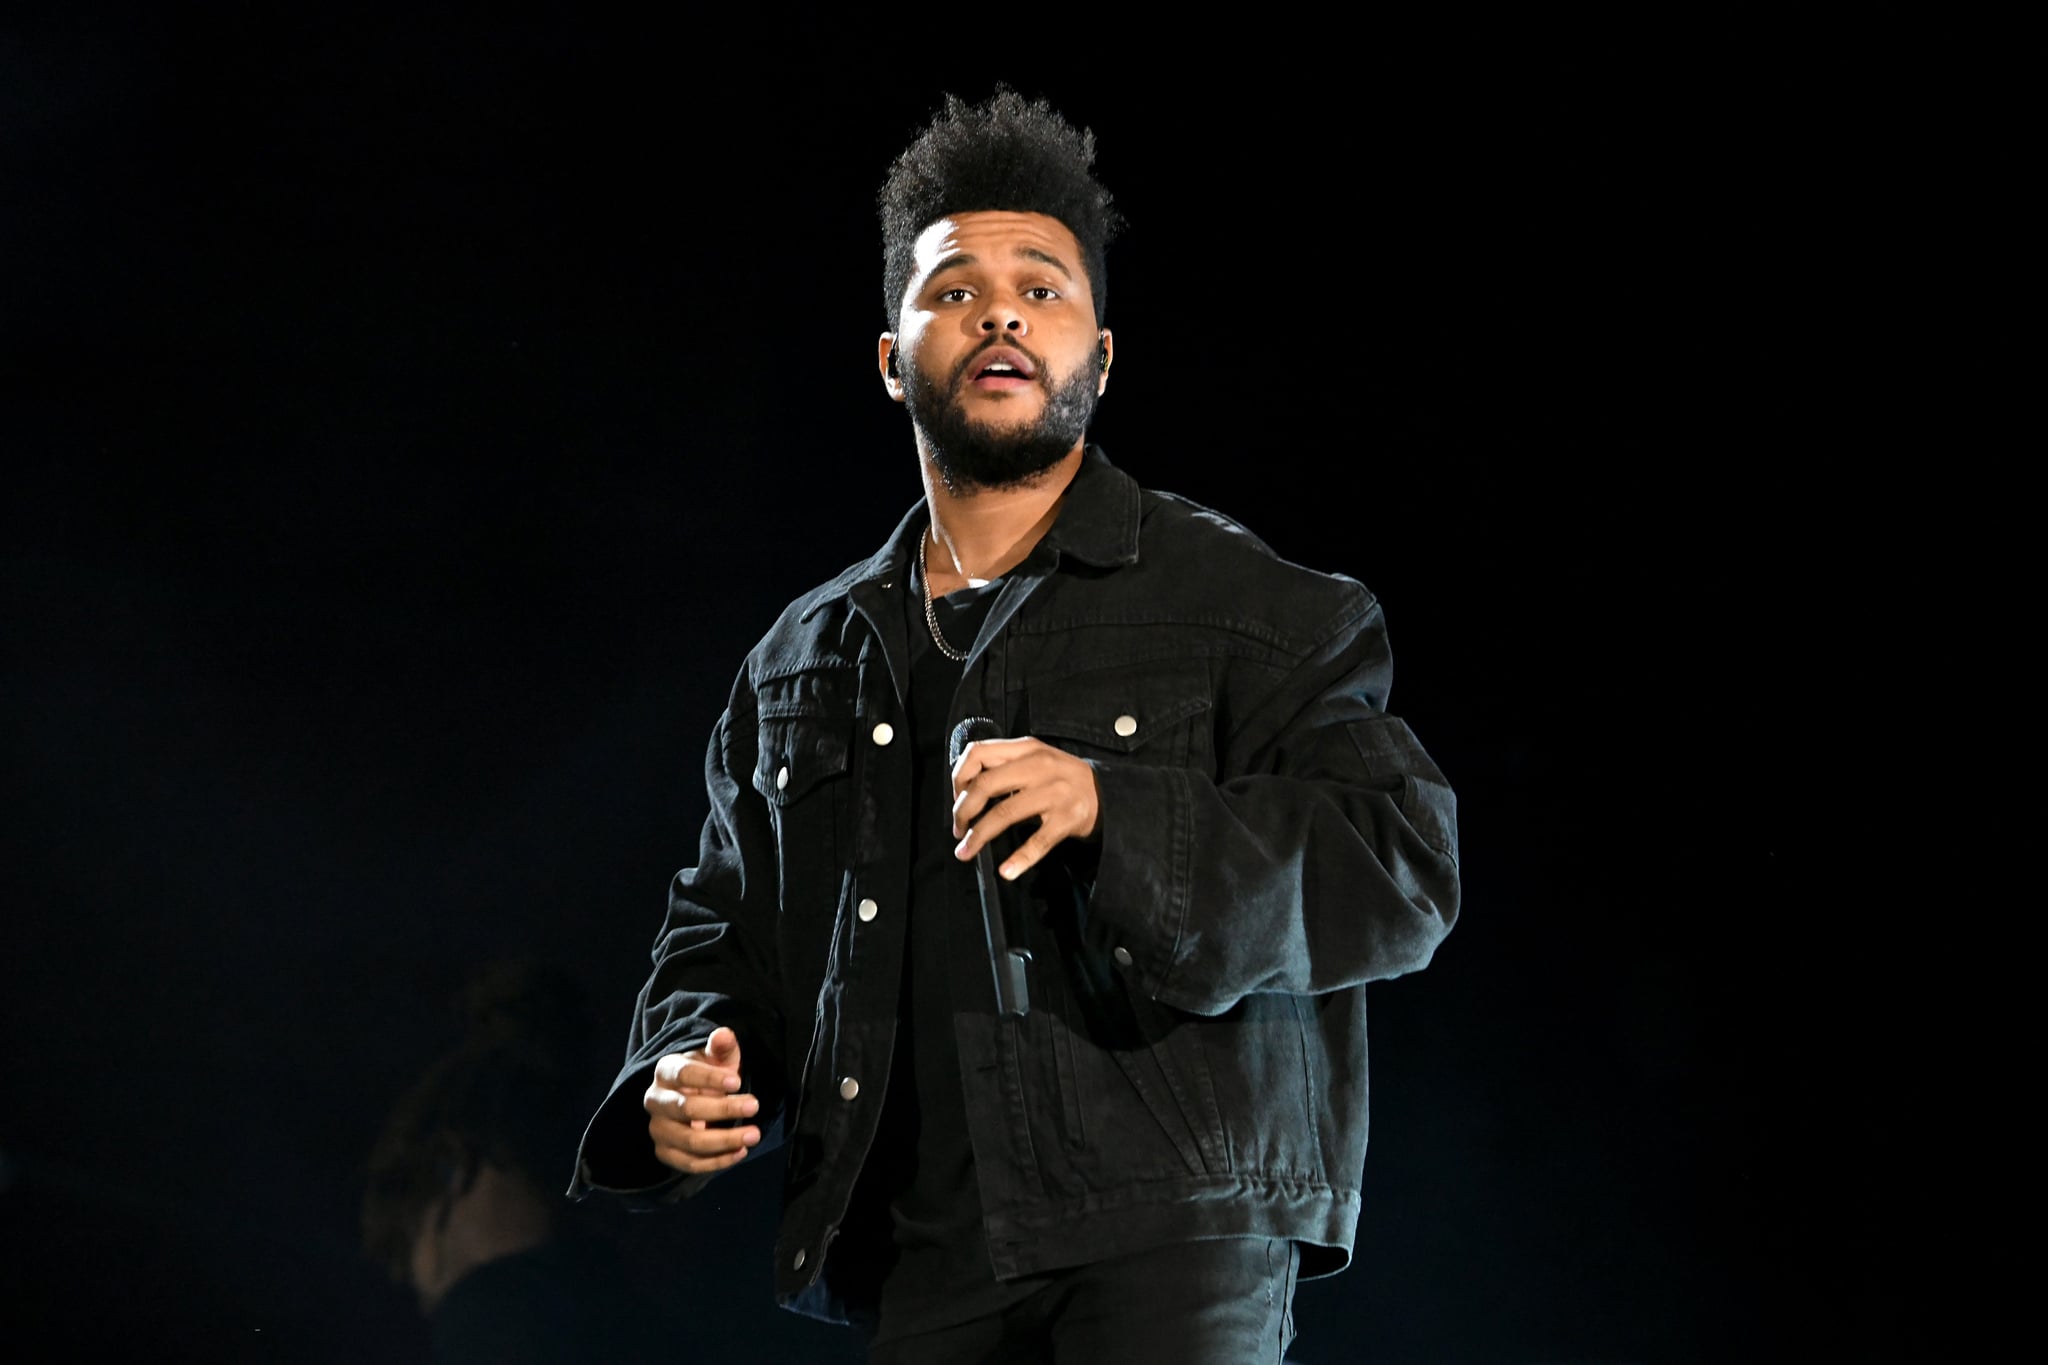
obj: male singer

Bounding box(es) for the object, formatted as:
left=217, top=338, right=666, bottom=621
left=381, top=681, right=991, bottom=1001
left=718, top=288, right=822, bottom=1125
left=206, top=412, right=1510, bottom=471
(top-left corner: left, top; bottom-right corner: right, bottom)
left=570, top=89, right=1460, bottom=1364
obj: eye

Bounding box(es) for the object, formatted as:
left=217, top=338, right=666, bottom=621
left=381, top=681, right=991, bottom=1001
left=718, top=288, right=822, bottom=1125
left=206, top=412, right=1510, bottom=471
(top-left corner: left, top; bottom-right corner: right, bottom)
left=936, top=287, right=972, bottom=303
left=1026, top=286, right=1060, bottom=301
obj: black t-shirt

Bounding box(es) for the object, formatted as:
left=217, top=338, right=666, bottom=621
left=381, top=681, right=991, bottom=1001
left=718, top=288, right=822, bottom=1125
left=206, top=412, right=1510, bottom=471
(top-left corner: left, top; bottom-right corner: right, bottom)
left=827, top=563, right=1047, bottom=1342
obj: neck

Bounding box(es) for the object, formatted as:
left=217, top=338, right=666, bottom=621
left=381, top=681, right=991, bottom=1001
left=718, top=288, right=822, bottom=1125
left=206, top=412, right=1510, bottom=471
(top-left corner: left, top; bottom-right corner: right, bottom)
left=918, top=443, right=1084, bottom=592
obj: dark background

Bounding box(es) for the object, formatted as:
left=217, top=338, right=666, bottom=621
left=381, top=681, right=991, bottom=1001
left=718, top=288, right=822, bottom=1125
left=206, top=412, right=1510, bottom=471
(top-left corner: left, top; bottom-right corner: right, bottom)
left=4, top=11, right=1939, bottom=1362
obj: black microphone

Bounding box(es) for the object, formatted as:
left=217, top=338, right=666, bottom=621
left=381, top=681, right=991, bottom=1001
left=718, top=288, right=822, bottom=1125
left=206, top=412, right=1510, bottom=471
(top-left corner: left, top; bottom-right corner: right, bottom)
left=948, top=716, right=1031, bottom=1018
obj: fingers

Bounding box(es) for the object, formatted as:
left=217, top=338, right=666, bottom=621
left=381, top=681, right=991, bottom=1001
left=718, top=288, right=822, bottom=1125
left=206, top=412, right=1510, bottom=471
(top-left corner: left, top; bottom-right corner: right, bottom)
left=645, top=1086, right=761, bottom=1126
left=704, top=1026, right=742, bottom=1067
left=645, top=1040, right=762, bottom=1175
left=655, top=1060, right=743, bottom=1096
left=652, top=1029, right=745, bottom=1095
left=950, top=738, right=1099, bottom=879
left=949, top=739, right=1057, bottom=831
left=647, top=1109, right=761, bottom=1174
left=989, top=818, right=1078, bottom=883
left=638, top=1035, right=761, bottom=1178
left=954, top=780, right=1057, bottom=851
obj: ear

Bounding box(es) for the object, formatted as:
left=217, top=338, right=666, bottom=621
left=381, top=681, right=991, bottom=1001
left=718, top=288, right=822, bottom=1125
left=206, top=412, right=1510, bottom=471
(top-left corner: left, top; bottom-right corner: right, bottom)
left=1096, top=329, right=1114, bottom=395
left=878, top=333, right=905, bottom=402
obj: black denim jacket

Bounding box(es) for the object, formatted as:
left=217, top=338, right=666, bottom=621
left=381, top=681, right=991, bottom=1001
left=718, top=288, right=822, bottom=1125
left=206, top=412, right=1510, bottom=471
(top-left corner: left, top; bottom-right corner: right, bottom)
left=570, top=447, right=1460, bottom=1323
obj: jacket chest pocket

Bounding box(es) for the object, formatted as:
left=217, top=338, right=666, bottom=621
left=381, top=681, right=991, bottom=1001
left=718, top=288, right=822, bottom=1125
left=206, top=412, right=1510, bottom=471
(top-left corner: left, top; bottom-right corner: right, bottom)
left=751, top=668, right=857, bottom=907
left=1022, top=658, right=1216, bottom=775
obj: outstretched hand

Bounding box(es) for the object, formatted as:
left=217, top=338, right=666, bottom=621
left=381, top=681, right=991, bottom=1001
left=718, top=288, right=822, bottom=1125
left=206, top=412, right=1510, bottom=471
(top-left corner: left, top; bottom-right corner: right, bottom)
left=644, top=1026, right=760, bottom=1175
left=950, top=736, right=1100, bottom=881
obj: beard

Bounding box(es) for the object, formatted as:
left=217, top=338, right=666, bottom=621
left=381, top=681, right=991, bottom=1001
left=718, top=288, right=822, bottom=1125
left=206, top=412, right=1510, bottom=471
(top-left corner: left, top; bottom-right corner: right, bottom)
left=901, top=342, right=1100, bottom=493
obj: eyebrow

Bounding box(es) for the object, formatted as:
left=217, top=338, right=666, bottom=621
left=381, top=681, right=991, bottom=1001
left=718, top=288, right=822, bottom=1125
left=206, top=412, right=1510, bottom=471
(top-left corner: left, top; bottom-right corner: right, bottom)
left=924, top=246, right=1078, bottom=286
left=1015, top=246, right=1076, bottom=278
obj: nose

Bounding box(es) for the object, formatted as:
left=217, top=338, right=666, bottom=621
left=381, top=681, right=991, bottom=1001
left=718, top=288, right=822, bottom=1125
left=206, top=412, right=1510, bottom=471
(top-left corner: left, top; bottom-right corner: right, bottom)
left=978, top=296, right=1027, bottom=335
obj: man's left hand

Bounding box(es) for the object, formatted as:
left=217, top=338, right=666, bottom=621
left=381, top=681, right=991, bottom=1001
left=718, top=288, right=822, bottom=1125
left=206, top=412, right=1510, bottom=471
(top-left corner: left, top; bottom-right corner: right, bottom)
left=951, top=737, right=1100, bottom=880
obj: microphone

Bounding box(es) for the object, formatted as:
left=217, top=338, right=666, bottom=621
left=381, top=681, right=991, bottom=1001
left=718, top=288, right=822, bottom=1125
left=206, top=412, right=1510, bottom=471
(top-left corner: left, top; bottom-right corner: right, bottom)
left=948, top=717, right=1031, bottom=1018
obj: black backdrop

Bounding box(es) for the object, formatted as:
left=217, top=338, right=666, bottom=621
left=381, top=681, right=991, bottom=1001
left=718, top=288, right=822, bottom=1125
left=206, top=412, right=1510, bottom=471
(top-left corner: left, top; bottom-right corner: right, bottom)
left=4, top=12, right=1937, bottom=1362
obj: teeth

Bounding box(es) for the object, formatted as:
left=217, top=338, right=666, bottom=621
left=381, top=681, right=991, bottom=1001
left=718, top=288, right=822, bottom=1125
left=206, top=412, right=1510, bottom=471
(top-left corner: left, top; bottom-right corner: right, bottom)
left=985, top=363, right=1015, bottom=373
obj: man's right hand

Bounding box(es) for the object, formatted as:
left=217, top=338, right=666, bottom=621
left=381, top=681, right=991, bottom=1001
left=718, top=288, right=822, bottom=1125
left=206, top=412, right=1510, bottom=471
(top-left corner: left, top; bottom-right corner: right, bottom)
left=644, top=1026, right=761, bottom=1175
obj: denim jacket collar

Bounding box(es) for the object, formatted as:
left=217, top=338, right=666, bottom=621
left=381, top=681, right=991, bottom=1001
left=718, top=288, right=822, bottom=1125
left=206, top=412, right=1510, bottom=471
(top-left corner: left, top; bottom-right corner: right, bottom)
left=797, top=445, right=1139, bottom=626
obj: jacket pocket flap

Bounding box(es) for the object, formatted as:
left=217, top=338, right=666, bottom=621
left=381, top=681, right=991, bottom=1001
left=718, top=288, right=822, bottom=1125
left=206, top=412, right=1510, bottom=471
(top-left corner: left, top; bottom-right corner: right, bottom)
left=754, top=716, right=851, bottom=804
left=1028, top=662, right=1213, bottom=756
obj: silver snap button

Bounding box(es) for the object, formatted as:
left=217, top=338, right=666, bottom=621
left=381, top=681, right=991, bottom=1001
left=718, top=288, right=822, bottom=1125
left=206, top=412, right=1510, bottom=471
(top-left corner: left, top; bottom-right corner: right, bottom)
left=872, top=723, right=895, bottom=746
left=1114, top=714, right=1138, bottom=738
left=857, top=898, right=879, bottom=922
left=775, top=765, right=789, bottom=790
left=839, top=1077, right=860, bottom=1100
left=1113, top=946, right=1133, bottom=967
left=793, top=1249, right=806, bottom=1269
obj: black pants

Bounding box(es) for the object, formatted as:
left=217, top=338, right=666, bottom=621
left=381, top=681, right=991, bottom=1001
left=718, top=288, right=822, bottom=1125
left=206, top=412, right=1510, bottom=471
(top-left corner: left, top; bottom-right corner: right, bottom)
left=865, top=1236, right=1300, bottom=1365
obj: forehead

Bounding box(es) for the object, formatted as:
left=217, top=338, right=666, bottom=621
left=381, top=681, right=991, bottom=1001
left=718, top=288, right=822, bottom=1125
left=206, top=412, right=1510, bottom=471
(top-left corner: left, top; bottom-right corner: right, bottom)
left=908, top=211, right=1089, bottom=286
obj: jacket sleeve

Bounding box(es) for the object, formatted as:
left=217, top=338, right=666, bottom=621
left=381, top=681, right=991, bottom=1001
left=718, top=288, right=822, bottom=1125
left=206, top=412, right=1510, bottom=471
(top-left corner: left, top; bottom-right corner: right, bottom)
left=568, top=673, right=790, bottom=1199
left=1081, top=588, right=1459, bottom=1017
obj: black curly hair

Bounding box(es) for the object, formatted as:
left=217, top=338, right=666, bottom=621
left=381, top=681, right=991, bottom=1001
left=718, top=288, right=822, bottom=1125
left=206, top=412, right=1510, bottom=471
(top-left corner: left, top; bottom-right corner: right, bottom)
left=879, top=87, right=1123, bottom=328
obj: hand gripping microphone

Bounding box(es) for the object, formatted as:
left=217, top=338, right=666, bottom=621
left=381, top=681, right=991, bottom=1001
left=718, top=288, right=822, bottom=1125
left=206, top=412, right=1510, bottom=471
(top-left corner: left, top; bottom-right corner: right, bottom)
left=948, top=717, right=1031, bottom=1018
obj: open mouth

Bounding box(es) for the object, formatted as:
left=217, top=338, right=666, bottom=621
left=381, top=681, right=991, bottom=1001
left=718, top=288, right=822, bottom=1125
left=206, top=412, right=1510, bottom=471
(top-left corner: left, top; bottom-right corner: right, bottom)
left=964, top=346, right=1038, bottom=388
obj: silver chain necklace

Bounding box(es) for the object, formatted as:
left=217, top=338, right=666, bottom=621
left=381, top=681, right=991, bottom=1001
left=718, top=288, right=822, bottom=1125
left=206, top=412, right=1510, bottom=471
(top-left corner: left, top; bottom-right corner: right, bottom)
left=918, top=533, right=971, bottom=662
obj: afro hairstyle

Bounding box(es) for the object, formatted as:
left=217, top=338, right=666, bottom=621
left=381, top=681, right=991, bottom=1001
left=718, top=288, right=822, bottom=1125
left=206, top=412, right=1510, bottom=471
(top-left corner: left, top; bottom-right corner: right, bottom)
left=879, top=87, right=1124, bottom=328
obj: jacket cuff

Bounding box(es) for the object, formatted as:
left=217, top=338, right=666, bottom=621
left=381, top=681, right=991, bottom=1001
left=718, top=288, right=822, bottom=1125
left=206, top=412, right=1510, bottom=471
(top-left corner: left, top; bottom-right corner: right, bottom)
left=1082, top=759, right=1190, bottom=997
left=568, top=1059, right=689, bottom=1201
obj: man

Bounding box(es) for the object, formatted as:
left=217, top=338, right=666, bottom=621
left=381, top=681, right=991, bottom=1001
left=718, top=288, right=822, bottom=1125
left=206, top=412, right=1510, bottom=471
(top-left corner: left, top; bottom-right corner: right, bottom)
left=569, top=89, right=1460, bottom=1363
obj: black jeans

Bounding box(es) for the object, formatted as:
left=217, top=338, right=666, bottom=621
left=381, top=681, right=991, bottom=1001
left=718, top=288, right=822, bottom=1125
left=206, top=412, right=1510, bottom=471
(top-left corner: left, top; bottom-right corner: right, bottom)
left=865, top=1236, right=1300, bottom=1365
